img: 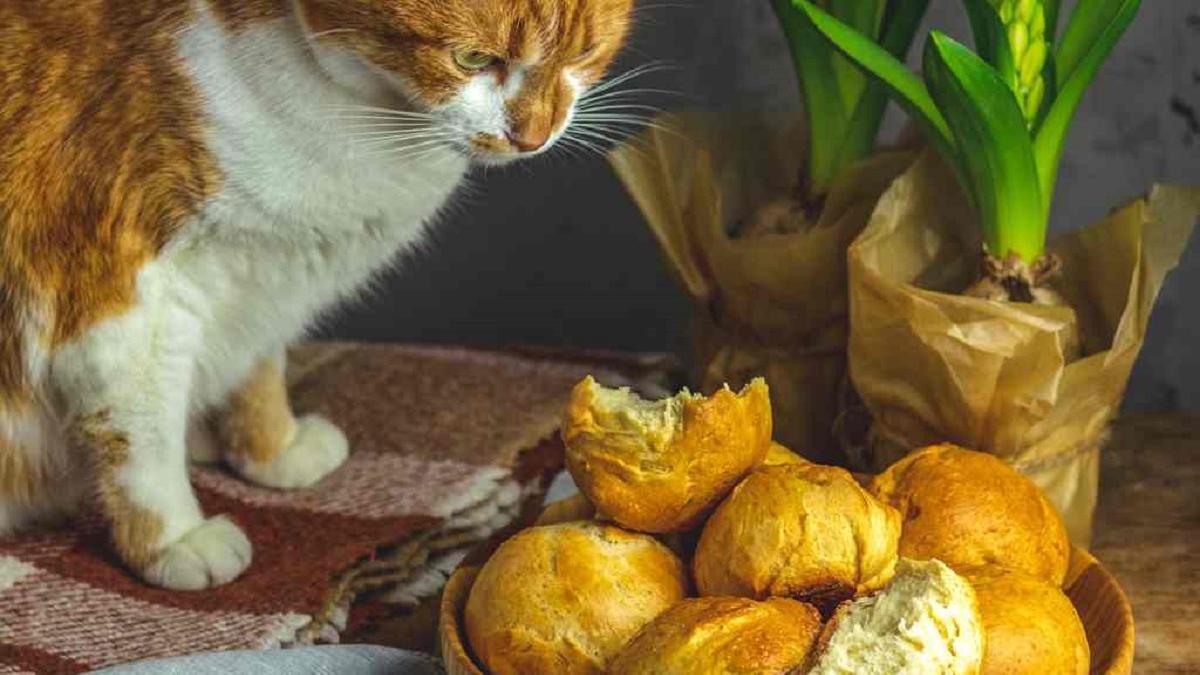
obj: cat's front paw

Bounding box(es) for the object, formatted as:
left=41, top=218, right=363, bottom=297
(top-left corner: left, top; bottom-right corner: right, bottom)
left=142, top=516, right=252, bottom=591
left=236, top=414, right=349, bottom=490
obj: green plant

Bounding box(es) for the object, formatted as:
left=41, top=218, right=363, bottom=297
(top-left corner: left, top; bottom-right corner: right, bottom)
left=771, top=0, right=930, bottom=204
left=791, top=0, right=1140, bottom=294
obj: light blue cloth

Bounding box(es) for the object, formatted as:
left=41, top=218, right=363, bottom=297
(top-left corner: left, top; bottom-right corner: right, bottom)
left=91, top=646, right=444, bottom=675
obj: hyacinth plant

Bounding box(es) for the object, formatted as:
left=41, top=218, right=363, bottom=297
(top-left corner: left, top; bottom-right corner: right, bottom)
left=770, top=0, right=930, bottom=212
left=791, top=0, right=1141, bottom=301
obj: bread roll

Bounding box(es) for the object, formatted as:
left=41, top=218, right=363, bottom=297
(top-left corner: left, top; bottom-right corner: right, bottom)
left=562, top=376, right=771, bottom=533
left=810, top=558, right=985, bottom=675
left=608, top=596, right=822, bottom=675
left=534, top=493, right=596, bottom=526
left=464, top=522, right=687, bottom=675
left=965, top=566, right=1089, bottom=674
left=763, top=441, right=810, bottom=467
left=693, top=463, right=900, bottom=611
left=870, top=444, right=1070, bottom=585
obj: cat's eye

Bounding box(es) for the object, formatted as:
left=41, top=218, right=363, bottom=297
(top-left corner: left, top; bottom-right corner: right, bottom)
left=453, top=49, right=498, bottom=72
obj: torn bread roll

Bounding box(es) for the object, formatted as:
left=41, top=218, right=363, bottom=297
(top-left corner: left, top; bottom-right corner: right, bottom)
left=464, top=521, right=687, bottom=675
left=870, top=444, right=1070, bottom=585
left=562, top=376, right=771, bottom=533
left=810, top=558, right=985, bottom=675
left=609, top=596, right=822, bottom=675
left=693, top=463, right=900, bottom=612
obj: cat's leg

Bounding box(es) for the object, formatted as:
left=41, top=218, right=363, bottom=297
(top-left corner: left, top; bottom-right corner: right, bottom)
left=217, top=353, right=348, bottom=490
left=55, top=305, right=251, bottom=590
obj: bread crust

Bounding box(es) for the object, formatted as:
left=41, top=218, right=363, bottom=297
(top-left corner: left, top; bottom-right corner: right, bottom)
left=464, top=522, right=688, bottom=675
left=762, top=441, right=811, bottom=467
left=562, top=377, right=772, bottom=533
left=534, top=493, right=597, bottom=526
left=965, top=566, right=1090, bottom=675
left=870, top=444, right=1070, bottom=585
left=693, top=464, right=900, bottom=612
left=608, top=596, right=822, bottom=675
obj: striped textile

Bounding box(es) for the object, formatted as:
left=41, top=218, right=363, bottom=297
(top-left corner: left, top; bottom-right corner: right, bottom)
left=0, top=343, right=653, bottom=674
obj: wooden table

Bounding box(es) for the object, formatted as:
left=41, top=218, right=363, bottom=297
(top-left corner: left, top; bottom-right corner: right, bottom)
left=1093, top=414, right=1199, bottom=674
left=356, top=413, right=1199, bottom=673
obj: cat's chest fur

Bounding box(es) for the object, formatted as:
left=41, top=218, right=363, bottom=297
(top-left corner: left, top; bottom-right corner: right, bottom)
left=166, top=9, right=469, bottom=407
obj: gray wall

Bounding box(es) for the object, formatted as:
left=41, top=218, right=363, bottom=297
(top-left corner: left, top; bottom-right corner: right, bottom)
left=328, top=1, right=1200, bottom=412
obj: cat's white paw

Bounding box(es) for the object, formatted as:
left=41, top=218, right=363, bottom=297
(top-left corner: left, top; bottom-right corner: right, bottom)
left=238, top=415, right=349, bottom=490
left=142, top=516, right=252, bottom=591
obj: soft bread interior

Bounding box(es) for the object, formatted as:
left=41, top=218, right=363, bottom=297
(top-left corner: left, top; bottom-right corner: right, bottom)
left=586, top=379, right=690, bottom=440
left=809, top=558, right=984, bottom=675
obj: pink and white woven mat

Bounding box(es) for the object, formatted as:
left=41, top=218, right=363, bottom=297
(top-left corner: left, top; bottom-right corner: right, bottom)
left=0, top=343, right=660, bottom=673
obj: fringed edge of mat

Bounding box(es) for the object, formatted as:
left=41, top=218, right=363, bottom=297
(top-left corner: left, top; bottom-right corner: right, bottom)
left=295, top=432, right=566, bottom=645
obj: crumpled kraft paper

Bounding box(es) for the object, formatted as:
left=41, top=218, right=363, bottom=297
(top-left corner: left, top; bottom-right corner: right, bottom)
left=847, top=149, right=1200, bottom=544
left=609, top=112, right=915, bottom=461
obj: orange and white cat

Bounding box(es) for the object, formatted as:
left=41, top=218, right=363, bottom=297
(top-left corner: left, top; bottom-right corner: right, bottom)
left=0, top=0, right=633, bottom=590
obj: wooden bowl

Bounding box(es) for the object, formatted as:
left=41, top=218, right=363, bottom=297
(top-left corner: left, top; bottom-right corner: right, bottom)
left=439, top=544, right=1134, bottom=675
left=1064, top=546, right=1135, bottom=675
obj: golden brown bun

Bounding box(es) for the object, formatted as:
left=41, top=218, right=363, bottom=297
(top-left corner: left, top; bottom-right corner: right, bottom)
left=562, top=376, right=772, bottom=533
left=762, top=441, right=811, bottom=467
left=464, top=522, right=688, bottom=675
left=810, top=558, right=985, bottom=675
left=693, top=463, right=901, bottom=611
left=870, top=444, right=1070, bottom=585
left=965, top=566, right=1089, bottom=675
left=608, top=596, right=822, bottom=675
left=534, top=493, right=597, bottom=526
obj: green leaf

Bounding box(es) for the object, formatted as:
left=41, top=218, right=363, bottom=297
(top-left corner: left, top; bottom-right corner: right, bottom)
left=960, top=0, right=1017, bottom=89
left=879, top=0, right=932, bottom=59
left=1032, top=49, right=1057, bottom=131
left=829, top=0, right=932, bottom=173
left=793, top=0, right=956, bottom=162
left=830, top=0, right=931, bottom=171
left=924, top=32, right=1045, bottom=261
left=833, top=84, right=890, bottom=176
left=1044, top=0, right=1062, bottom=42
left=772, top=0, right=848, bottom=193
left=1057, top=0, right=1134, bottom=82
left=826, top=0, right=888, bottom=37
left=1035, top=0, right=1139, bottom=209
left=826, top=1, right=888, bottom=120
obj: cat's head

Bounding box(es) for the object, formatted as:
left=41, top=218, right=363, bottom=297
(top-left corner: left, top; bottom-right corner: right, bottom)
left=293, top=0, right=635, bottom=164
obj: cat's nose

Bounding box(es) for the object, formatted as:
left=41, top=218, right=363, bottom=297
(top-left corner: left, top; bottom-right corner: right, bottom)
left=506, top=129, right=549, bottom=152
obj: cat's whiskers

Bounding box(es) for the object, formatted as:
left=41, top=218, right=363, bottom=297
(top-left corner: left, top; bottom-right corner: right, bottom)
left=348, top=137, right=459, bottom=155
left=561, top=60, right=691, bottom=161
left=581, top=61, right=673, bottom=97
left=346, top=129, right=457, bottom=142
left=574, top=113, right=682, bottom=138
left=351, top=139, right=454, bottom=162
left=296, top=27, right=361, bottom=48
left=318, top=102, right=463, bottom=158
left=331, top=115, right=438, bottom=124
left=577, top=89, right=683, bottom=110
left=320, top=107, right=435, bottom=119
left=575, top=102, right=665, bottom=115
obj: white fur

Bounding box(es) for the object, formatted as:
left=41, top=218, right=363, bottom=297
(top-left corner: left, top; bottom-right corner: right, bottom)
left=230, top=415, right=349, bottom=490
left=0, top=1, right=591, bottom=589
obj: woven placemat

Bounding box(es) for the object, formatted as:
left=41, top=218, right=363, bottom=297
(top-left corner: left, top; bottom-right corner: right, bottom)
left=0, top=343, right=651, bottom=673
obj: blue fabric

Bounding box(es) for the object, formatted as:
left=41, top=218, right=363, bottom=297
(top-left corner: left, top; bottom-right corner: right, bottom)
left=90, top=645, right=445, bottom=675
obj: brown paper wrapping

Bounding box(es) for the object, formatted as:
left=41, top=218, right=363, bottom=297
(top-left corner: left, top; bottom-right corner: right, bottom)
left=847, top=150, right=1200, bottom=544
left=610, top=113, right=914, bottom=461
